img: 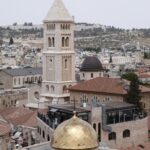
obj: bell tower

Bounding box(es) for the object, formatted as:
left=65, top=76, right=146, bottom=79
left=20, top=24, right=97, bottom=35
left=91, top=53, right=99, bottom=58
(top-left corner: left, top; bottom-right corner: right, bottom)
left=41, top=0, right=75, bottom=103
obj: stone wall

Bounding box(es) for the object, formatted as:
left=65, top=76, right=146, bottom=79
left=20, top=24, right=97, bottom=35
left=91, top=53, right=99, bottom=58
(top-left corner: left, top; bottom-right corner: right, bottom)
left=70, top=91, right=123, bottom=104
left=0, top=71, right=13, bottom=90
left=37, top=118, right=54, bottom=143
left=101, top=118, right=148, bottom=149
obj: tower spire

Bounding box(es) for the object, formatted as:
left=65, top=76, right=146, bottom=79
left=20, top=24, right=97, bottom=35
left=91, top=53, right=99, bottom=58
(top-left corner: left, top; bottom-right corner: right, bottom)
left=44, top=0, right=73, bottom=22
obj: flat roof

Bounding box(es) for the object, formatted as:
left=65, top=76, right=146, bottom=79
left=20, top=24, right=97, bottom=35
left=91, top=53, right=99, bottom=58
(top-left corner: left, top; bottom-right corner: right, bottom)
left=103, top=102, right=136, bottom=111
left=49, top=104, right=90, bottom=114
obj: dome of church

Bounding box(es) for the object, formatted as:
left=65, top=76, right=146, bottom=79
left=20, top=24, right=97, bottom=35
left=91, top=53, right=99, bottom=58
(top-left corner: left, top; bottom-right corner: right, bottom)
left=80, top=56, right=103, bottom=72
left=51, top=113, right=99, bottom=150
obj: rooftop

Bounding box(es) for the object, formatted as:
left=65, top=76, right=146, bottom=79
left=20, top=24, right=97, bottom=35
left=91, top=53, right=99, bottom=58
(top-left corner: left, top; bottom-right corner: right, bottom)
left=0, top=107, right=37, bottom=128
left=80, top=56, right=104, bottom=72
left=69, top=77, right=127, bottom=95
left=2, top=67, right=42, bottom=77
left=69, top=77, right=150, bottom=94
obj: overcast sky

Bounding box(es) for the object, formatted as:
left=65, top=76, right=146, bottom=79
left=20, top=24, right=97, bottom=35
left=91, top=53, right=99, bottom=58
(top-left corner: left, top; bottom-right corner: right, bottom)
left=0, top=0, right=150, bottom=29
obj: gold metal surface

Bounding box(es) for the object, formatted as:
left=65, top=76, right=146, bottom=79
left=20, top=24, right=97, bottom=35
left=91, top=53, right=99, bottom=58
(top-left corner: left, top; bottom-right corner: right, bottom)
left=51, top=115, right=99, bottom=150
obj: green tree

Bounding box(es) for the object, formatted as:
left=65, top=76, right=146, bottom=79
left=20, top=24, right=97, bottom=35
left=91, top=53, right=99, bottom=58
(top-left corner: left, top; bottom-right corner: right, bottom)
left=9, top=37, right=14, bottom=45
left=122, top=72, right=142, bottom=110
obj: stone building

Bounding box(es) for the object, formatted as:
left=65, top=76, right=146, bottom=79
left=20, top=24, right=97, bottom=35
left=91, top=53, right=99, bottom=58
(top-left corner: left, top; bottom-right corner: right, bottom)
left=80, top=56, right=104, bottom=81
left=0, top=67, right=42, bottom=90
left=0, top=90, right=28, bottom=109
left=41, top=0, right=75, bottom=104
left=69, top=77, right=150, bottom=114
left=37, top=102, right=148, bottom=149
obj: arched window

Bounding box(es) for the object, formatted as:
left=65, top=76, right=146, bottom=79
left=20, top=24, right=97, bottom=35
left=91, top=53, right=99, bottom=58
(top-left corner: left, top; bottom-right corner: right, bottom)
left=61, top=24, right=63, bottom=29
left=27, top=77, right=30, bottom=83
left=68, top=24, right=70, bottom=29
left=123, top=129, right=130, bottom=138
left=31, top=77, right=34, bottom=83
left=62, top=37, right=65, bottom=47
left=39, top=128, right=41, bottom=135
left=18, top=78, right=20, bottom=85
left=34, top=91, right=40, bottom=100
left=47, top=135, right=50, bottom=141
left=39, top=76, right=42, bottom=82
left=93, top=123, right=96, bottom=131
left=23, top=78, right=25, bottom=84
left=108, top=132, right=116, bottom=140
left=35, top=77, right=38, bottom=82
left=91, top=73, right=94, bottom=78
left=48, top=37, right=51, bottom=47
left=83, top=73, right=85, bottom=78
left=14, top=78, right=16, bottom=85
left=65, top=37, right=69, bottom=47
left=98, top=123, right=101, bottom=142
left=50, top=59, right=53, bottom=68
left=63, top=24, right=65, bottom=29
left=52, top=37, right=55, bottom=47
left=69, top=85, right=72, bottom=88
left=46, top=85, right=49, bottom=92
left=63, top=85, right=67, bottom=93
left=51, top=85, right=55, bottom=93
left=42, top=131, right=45, bottom=138
left=65, top=59, right=67, bottom=69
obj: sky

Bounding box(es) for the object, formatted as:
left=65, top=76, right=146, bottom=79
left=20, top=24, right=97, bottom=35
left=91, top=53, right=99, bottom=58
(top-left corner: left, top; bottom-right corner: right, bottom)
left=0, top=0, right=150, bottom=29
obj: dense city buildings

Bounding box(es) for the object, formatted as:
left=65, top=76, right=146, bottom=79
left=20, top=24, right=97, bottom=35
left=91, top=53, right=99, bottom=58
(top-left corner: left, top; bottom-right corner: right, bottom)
left=0, top=0, right=150, bottom=150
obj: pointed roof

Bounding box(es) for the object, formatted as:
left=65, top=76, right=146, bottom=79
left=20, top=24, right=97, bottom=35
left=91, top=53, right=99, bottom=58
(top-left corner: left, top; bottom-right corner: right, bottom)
left=44, top=0, right=74, bottom=22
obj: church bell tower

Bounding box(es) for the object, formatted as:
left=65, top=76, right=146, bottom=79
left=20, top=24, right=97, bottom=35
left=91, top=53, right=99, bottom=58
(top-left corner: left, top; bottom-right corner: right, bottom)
left=41, top=0, right=75, bottom=103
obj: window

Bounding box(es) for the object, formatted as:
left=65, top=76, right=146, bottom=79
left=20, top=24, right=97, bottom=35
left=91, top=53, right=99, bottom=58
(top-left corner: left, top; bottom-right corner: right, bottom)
left=63, top=85, right=67, bottom=93
left=52, top=37, right=55, bottom=47
left=62, top=37, right=65, bottom=47
left=93, top=123, right=96, bottom=131
left=91, top=73, right=93, bottom=78
left=48, top=37, right=51, bottom=47
left=123, top=129, right=130, bottom=138
left=18, top=78, right=21, bottom=85
left=46, top=85, right=49, bottom=92
left=14, top=78, right=16, bottom=85
left=47, top=135, right=50, bottom=141
left=50, top=59, right=53, bottom=68
left=65, top=59, right=67, bottom=69
left=42, top=131, right=45, bottom=138
left=83, top=73, right=85, bottom=78
left=108, top=132, right=116, bottom=140
left=65, top=37, right=69, bottom=47
left=98, top=123, right=101, bottom=142
left=51, top=85, right=55, bottom=93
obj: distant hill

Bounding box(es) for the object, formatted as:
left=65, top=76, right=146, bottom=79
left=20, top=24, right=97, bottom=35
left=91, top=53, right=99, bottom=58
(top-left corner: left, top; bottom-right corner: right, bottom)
left=0, top=23, right=150, bottom=49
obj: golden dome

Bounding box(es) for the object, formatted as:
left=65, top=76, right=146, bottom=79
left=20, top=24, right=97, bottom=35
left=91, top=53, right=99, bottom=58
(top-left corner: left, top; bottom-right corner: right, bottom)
left=51, top=113, right=99, bottom=150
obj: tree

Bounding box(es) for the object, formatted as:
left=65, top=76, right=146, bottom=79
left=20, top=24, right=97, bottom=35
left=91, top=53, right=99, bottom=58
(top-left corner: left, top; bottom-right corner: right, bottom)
left=9, top=37, right=14, bottom=45
left=122, top=72, right=142, bottom=110
left=13, top=22, right=17, bottom=26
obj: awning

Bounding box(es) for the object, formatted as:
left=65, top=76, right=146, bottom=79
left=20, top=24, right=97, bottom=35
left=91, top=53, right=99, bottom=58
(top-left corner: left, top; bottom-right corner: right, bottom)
left=50, top=109, right=58, bottom=112
left=12, top=131, right=22, bottom=139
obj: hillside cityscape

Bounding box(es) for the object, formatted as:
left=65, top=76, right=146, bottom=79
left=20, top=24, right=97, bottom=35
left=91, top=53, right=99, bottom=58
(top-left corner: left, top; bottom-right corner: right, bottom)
left=0, top=0, right=150, bottom=150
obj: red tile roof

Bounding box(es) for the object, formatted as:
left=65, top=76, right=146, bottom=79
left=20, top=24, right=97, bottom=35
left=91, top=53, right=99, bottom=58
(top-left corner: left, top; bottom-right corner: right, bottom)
left=69, top=77, right=150, bottom=94
left=69, top=77, right=127, bottom=95
left=0, top=107, right=37, bottom=128
left=0, top=121, right=11, bottom=136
